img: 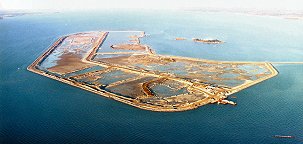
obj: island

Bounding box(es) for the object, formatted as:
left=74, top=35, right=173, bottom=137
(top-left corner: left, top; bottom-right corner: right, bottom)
left=193, top=38, right=224, bottom=44
left=0, top=11, right=40, bottom=19
left=28, top=31, right=278, bottom=112
left=175, top=37, right=186, bottom=40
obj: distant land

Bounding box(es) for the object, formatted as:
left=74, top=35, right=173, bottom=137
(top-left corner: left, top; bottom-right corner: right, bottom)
left=1, top=8, right=302, bottom=20
left=185, top=8, right=303, bottom=20
left=0, top=10, right=41, bottom=19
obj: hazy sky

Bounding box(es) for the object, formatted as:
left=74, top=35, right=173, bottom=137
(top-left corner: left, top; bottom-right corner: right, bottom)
left=1, top=0, right=303, bottom=11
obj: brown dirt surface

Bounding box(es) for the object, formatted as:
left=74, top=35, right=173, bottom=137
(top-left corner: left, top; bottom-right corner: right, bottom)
left=107, top=77, right=156, bottom=99
left=48, top=52, right=93, bottom=74
left=111, top=44, right=148, bottom=51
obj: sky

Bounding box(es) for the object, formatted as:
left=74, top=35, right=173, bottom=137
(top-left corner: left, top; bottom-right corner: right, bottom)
left=1, top=0, right=303, bottom=11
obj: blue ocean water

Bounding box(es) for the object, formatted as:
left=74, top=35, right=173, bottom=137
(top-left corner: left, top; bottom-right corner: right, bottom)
left=1, top=10, right=303, bottom=144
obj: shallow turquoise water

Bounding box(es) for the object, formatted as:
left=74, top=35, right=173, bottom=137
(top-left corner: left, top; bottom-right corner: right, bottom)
left=1, top=10, right=303, bottom=144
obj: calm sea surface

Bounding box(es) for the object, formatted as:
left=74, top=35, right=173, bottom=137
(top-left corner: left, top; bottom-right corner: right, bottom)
left=1, top=10, right=303, bottom=144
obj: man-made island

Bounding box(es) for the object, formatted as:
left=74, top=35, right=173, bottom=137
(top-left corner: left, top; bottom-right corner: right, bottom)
left=28, top=31, right=278, bottom=112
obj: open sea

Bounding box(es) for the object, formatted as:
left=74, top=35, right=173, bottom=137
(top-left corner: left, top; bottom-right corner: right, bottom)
left=1, top=10, right=303, bottom=144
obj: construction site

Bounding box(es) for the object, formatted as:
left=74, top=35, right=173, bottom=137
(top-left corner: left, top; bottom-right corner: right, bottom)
left=28, top=31, right=278, bottom=112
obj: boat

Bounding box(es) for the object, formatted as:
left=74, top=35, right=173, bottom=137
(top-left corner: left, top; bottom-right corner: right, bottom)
left=274, top=135, right=295, bottom=138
